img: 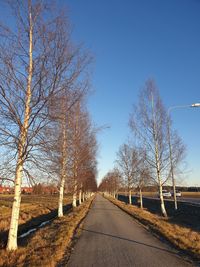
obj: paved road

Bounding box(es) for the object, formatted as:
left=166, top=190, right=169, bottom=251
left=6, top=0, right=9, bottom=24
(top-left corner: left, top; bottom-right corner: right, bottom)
left=67, top=194, right=194, bottom=267
left=144, top=196, right=200, bottom=206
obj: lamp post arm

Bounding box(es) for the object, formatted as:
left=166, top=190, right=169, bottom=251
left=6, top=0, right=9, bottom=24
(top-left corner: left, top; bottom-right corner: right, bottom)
left=167, top=102, right=200, bottom=116
left=167, top=105, right=191, bottom=116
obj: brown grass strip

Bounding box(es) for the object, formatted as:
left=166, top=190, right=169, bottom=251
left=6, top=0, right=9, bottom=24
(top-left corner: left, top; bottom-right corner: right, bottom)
left=0, top=197, right=94, bottom=267
left=105, top=195, right=200, bottom=261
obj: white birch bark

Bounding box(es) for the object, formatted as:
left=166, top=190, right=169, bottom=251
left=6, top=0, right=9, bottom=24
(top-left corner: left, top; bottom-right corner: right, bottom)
left=156, top=144, right=167, bottom=217
left=129, top=189, right=132, bottom=204
left=58, top=109, right=67, bottom=217
left=159, top=184, right=167, bottom=217
left=58, top=175, right=65, bottom=217
left=72, top=183, right=77, bottom=207
left=139, top=188, right=143, bottom=209
left=152, top=93, right=168, bottom=218
left=7, top=163, right=23, bottom=250
left=7, top=4, right=33, bottom=250
left=79, top=189, right=82, bottom=204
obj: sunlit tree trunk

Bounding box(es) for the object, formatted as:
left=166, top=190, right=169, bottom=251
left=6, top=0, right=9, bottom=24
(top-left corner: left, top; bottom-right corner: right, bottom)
left=58, top=176, right=65, bottom=217
left=58, top=125, right=67, bottom=217
left=58, top=108, right=67, bottom=217
left=159, top=184, right=167, bottom=217
left=139, top=187, right=143, bottom=209
left=152, top=93, right=168, bottom=218
left=72, top=182, right=77, bottom=207
left=156, top=144, right=167, bottom=217
left=129, top=189, right=132, bottom=204
left=7, top=5, right=33, bottom=250
left=79, top=188, right=82, bottom=204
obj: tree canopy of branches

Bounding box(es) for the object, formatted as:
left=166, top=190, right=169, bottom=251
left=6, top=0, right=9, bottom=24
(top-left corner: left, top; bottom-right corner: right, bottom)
left=129, top=79, right=185, bottom=217
left=0, top=0, right=93, bottom=250
left=98, top=168, right=122, bottom=198
left=116, top=143, right=140, bottom=204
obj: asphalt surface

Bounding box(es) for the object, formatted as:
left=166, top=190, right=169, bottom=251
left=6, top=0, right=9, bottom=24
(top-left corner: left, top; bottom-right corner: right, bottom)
left=67, top=194, right=194, bottom=267
left=144, top=196, right=200, bottom=205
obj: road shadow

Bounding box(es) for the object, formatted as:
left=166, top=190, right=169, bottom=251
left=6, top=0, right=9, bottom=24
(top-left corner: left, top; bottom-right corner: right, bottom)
left=80, top=228, right=179, bottom=256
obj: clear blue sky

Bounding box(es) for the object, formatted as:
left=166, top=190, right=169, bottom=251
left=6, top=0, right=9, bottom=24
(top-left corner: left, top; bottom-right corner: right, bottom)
left=65, top=0, right=200, bottom=186
left=2, top=1, right=199, bottom=186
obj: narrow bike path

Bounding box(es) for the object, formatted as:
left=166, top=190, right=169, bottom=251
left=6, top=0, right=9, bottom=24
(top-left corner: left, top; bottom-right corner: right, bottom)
left=67, top=194, right=193, bottom=267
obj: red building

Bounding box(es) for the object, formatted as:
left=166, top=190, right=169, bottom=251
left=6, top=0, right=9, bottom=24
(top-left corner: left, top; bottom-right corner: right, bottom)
left=0, top=185, right=12, bottom=194
left=21, top=187, right=33, bottom=194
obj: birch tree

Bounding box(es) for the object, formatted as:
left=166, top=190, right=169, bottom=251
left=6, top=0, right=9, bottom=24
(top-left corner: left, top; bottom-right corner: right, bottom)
left=129, top=79, right=185, bottom=217
left=50, top=94, right=71, bottom=218
left=116, top=143, right=139, bottom=204
left=69, top=102, right=97, bottom=207
left=99, top=169, right=122, bottom=197
left=136, top=157, right=151, bottom=209
left=48, top=92, right=86, bottom=217
left=0, top=1, right=90, bottom=250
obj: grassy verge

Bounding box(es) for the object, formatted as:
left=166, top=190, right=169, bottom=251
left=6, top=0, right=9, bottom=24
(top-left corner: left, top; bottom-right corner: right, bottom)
left=105, top=195, right=200, bottom=261
left=0, top=196, right=94, bottom=267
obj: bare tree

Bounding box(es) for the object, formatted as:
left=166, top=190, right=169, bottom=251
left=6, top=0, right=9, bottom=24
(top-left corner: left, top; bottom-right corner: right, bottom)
left=135, top=153, right=151, bottom=209
left=0, top=1, right=91, bottom=250
left=99, top=169, right=122, bottom=198
left=69, top=102, right=97, bottom=207
left=116, top=143, right=139, bottom=204
left=129, top=79, right=185, bottom=217
left=167, top=118, right=186, bottom=210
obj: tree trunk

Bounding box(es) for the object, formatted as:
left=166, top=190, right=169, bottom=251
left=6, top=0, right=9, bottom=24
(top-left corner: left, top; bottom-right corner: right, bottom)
left=72, top=183, right=77, bottom=207
left=79, top=189, right=82, bottom=205
left=139, top=188, right=143, bottom=209
left=159, top=185, right=167, bottom=217
left=7, top=5, right=33, bottom=251
left=129, top=189, right=132, bottom=204
left=7, top=163, right=23, bottom=250
left=58, top=176, right=65, bottom=217
left=58, top=111, right=67, bottom=217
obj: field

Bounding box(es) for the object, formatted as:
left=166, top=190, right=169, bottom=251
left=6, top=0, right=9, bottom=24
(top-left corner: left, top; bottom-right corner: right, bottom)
left=0, top=194, right=72, bottom=248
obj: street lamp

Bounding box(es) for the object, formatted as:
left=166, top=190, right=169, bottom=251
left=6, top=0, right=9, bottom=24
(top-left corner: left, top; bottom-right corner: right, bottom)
left=167, top=102, right=200, bottom=210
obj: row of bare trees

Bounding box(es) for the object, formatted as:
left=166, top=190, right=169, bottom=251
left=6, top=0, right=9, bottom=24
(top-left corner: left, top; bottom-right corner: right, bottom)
left=99, top=168, right=122, bottom=199
left=0, top=1, right=97, bottom=251
left=99, top=79, right=185, bottom=217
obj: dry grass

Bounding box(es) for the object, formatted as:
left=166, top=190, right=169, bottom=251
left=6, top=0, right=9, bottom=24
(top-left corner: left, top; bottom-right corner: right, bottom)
left=0, top=196, right=94, bottom=267
left=106, top=195, right=200, bottom=261
left=181, top=192, right=200, bottom=198
left=0, top=195, right=72, bottom=232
